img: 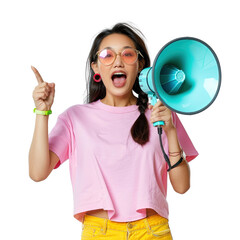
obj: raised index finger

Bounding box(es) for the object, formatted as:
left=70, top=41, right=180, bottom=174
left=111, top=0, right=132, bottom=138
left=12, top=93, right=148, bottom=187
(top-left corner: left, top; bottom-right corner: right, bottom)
left=31, top=66, right=44, bottom=84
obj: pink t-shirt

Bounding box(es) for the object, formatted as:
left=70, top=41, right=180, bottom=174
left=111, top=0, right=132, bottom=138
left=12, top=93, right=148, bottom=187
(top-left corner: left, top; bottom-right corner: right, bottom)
left=48, top=99, right=198, bottom=223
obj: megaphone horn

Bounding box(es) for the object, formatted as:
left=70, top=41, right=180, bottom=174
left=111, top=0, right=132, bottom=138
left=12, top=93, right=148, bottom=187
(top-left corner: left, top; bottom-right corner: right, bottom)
left=139, top=37, right=221, bottom=127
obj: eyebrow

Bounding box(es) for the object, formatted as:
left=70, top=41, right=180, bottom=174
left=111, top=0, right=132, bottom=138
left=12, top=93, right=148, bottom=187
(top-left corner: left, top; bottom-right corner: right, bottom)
left=123, top=46, right=133, bottom=49
left=103, top=46, right=134, bottom=51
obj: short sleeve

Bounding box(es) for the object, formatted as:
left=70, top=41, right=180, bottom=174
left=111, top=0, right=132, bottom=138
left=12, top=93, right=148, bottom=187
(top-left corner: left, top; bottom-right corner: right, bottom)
left=48, top=114, right=71, bottom=169
left=172, top=112, right=199, bottom=162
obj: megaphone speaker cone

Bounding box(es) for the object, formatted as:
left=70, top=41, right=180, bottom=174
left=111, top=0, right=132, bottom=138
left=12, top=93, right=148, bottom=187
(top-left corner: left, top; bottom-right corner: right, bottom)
left=160, top=64, right=185, bottom=95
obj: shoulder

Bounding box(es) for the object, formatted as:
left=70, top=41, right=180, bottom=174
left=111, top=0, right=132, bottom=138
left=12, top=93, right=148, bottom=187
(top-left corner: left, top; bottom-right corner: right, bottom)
left=58, top=101, right=98, bottom=119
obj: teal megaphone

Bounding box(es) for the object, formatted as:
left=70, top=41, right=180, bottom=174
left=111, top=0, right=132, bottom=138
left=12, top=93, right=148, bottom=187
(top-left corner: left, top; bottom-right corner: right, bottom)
left=139, top=37, right=221, bottom=127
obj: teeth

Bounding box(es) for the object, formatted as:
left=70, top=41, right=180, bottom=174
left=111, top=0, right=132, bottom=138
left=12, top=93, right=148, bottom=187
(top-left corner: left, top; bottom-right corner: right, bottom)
left=114, top=72, right=125, bottom=75
left=111, top=72, right=127, bottom=81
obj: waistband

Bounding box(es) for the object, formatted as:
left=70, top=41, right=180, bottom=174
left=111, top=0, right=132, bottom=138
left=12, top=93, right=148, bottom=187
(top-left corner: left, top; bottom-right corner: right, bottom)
left=83, top=214, right=169, bottom=233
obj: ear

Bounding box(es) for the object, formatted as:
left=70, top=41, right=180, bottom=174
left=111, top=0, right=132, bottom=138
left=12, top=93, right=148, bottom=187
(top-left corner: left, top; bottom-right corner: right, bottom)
left=91, top=62, right=99, bottom=74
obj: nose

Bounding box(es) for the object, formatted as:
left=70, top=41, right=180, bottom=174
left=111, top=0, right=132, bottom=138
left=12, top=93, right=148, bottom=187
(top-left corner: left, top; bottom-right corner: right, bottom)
left=113, top=53, right=124, bottom=67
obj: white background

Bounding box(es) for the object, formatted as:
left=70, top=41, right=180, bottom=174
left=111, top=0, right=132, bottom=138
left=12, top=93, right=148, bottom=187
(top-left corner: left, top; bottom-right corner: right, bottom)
left=1, top=0, right=239, bottom=239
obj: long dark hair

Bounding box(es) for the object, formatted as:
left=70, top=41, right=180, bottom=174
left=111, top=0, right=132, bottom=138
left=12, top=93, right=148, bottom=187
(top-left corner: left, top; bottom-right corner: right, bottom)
left=84, top=23, right=151, bottom=145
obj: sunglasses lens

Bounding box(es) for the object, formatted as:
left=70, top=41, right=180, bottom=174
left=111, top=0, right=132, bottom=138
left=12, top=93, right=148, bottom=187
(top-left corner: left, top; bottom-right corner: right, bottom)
left=98, top=49, right=115, bottom=65
left=122, top=48, right=138, bottom=64
left=98, top=48, right=139, bottom=65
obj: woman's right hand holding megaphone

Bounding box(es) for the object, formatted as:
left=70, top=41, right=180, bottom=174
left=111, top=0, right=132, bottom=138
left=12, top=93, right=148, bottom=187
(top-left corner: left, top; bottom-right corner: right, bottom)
left=31, top=66, right=55, bottom=111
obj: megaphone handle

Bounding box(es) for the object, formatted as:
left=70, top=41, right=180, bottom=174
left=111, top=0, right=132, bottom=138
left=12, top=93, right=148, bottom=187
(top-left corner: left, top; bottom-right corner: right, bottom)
left=149, top=95, right=165, bottom=126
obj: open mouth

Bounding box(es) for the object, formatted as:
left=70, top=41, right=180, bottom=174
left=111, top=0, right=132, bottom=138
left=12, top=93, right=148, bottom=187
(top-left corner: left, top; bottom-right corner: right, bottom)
left=111, top=72, right=127, bottom=81
left=111, top=72, right=127, bottom=88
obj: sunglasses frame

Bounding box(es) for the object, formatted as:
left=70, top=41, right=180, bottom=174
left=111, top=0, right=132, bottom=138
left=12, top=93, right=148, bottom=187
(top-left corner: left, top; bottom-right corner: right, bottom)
left=96, top=47, right=144, bottom=66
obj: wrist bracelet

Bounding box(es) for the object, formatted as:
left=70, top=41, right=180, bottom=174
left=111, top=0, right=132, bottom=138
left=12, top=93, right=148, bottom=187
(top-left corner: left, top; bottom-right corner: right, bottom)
left=33, top=108, right=52, bottom=115
left=169, top=149, right=183, bottom=157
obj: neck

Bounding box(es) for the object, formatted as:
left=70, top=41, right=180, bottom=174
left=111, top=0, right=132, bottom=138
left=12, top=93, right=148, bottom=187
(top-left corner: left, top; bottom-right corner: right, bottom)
left=100, top=93, right=137, bottom=107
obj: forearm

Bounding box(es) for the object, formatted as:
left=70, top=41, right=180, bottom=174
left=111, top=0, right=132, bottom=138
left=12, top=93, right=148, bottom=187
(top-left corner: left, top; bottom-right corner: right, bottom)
left=165, top=127, right=190, bottom=194
left=29, top=114, right=51, bottom=181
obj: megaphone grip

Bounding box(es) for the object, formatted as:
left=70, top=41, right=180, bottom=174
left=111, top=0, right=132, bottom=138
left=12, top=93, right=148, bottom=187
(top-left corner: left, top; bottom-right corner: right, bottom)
left=150, top=95, right=165, bottom=126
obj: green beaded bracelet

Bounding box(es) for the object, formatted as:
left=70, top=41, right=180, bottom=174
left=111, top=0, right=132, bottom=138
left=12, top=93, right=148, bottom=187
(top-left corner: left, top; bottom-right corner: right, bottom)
left=33, top=108, right=52, bottom=115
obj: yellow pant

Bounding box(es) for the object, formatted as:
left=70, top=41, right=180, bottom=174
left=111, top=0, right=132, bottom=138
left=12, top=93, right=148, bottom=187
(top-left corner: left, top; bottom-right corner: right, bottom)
left=81, top=214, right=173, bottom=239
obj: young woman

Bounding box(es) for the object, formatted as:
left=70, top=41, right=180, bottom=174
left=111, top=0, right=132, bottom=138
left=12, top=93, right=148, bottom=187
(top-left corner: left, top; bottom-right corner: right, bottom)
left=29, top=23, right=198, bottom=239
